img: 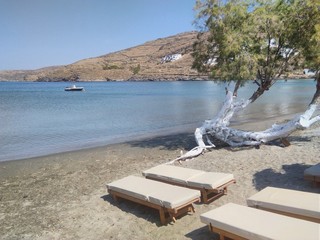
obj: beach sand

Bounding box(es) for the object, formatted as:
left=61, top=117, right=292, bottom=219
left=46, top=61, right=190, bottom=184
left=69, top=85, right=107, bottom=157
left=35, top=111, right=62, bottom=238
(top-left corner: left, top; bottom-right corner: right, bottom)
left=1, top=122, right=319, bottom=240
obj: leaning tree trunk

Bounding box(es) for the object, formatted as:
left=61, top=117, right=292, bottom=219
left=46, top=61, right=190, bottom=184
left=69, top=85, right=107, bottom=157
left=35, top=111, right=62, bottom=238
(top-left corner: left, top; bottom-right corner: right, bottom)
left=172, top=76, right=320, bottom=162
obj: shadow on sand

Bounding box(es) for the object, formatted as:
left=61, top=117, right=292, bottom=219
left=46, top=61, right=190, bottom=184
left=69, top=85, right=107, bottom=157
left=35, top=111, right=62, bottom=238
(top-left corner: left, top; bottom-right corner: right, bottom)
left=128, top=132, right=197, bottom=151
left=252, top=163, right=320, bottom=193
left=101, top=194, right=163, bottom=226
left=185, top=225, right=218, bottom=240
left=127, top=128, right=316, bottom=153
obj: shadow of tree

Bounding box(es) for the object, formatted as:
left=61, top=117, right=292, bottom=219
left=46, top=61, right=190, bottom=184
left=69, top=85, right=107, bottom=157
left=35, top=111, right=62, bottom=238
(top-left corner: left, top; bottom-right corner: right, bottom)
left=289, top=135, right=313, bottom=143
left=128, top=131, right=234, bottom=152
left=126, top=126, right=316, bottom=155
left=128, top=132, right=197, bottom=151
left=126, top=128, right=316, bottom=154
left=252, top=163, right=319, bottom=193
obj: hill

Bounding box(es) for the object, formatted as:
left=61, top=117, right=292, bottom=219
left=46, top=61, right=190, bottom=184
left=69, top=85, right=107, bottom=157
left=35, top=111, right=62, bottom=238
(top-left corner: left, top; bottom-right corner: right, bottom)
left=0, top=31, right=209, bottom=82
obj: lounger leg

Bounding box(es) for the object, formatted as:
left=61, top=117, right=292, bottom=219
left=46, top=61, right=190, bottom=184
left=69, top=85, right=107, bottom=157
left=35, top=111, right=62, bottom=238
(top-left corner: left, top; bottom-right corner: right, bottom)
left=159, top=208, right=167, bottom=225
left=223, top=187, right=228, bottom=194
left=201, top=189, right=208, bottom=203
left=201, top=189, right=224, bottom=203
left=160, top=209, right=178, bottom=224
left=313, top=181, right=320, bottom=187
left=172, top=216, right=177, bottom=223
left=189, top=204, right=195, bottom=213
left=209, top=224, right=248, bottom=240
left=111, top=193, right=119, bottom=203
left=209, top=225, right=224, bottom=240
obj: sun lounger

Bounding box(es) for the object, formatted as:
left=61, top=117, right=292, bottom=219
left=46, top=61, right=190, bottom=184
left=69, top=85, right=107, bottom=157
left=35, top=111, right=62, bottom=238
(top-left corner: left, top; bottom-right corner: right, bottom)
left=304, top=163, right=320, bottom=186
left=246, top=186, right=320, bottom=223
left=142, top=164, right=236, bottom=203
left=106, top=175, right=200, bottom=225
left=200, top=203, right=320, bottom=240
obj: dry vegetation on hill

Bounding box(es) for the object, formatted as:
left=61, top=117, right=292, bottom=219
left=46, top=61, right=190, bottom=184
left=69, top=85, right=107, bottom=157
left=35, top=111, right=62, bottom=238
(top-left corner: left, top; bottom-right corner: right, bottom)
left=0, top=31, right=309, bottom=82
left=0, top=32, right=209, bottom=82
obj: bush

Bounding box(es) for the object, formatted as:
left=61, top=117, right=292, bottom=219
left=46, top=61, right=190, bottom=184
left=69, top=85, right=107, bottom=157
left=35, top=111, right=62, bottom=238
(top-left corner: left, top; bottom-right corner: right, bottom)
left=131, top=64, right=141, bottom=74
left=103, top=64, right=120, bottom=70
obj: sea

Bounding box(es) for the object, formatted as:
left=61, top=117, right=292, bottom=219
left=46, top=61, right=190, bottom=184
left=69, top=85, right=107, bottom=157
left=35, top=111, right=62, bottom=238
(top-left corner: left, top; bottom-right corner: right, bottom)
left=0, top=79, right=316, bottom=162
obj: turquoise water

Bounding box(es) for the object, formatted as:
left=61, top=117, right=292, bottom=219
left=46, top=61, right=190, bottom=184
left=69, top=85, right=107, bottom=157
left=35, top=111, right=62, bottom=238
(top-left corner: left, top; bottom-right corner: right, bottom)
left=0, top=80, right=316, bottom=161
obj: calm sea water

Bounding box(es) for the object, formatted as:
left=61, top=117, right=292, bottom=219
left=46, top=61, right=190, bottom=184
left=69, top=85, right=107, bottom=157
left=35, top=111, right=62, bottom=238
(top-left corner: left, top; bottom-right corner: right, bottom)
left=0, top=80, right=316, bottom=161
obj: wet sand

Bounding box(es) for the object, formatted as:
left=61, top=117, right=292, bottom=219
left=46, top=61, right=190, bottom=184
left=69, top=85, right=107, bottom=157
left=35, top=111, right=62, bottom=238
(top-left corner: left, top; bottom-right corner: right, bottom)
left=0, top=121, right=319, bottom=240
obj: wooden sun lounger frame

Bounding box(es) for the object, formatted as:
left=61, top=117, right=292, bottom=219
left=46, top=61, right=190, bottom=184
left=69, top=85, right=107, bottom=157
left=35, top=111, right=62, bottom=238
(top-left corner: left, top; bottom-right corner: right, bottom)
left=205, top=212, right=320, bottom=240
left=145, top=176, right=236, bottom=203
left=304, top=164, right=320, bottom=187
left=250, top=204, right=320, bottom=223
left=201, top=203, right=320, bottom=240
left=247, top=188, right=320, bottom=223
left=108, top=189, right=199, bottom=225
left=207, top=224, right=248, bottom=240
left=304, top=174, right=320, bottom=187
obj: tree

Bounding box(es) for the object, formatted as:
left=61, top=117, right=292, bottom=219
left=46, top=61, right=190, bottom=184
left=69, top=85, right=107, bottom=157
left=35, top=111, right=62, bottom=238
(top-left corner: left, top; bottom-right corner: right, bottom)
left=174, top=0, right=320, bottom=161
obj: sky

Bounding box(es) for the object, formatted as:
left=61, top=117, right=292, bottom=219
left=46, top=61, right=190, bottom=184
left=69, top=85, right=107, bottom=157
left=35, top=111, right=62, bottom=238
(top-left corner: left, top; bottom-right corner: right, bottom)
left=0, top=0, right=197, bottom=70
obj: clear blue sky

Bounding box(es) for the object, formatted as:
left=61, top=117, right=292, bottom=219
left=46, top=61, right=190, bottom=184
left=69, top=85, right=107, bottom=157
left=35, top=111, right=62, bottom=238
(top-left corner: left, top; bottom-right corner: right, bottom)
left=0, top=0, right=197, bottom=70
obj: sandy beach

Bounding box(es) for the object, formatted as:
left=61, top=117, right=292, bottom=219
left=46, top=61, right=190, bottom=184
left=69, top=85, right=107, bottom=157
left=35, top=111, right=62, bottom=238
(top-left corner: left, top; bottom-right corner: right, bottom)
left=1, top=121, right=319, bottom=240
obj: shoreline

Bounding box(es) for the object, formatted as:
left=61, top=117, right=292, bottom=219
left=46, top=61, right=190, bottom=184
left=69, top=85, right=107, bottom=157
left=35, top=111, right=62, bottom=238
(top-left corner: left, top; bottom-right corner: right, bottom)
left=0, top=124, right=197, bottom=164
left=1, top=121, right=319, bottom=239
left=0, top=130, right=197, bottom=180
left=0, top=110, right=301, bottom=164
left=0, top=76, right=315, bottom=82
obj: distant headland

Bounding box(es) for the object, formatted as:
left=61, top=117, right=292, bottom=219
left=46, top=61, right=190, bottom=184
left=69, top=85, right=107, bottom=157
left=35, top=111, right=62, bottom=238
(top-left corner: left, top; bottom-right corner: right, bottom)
left=0, top=31, right=310, bottom=82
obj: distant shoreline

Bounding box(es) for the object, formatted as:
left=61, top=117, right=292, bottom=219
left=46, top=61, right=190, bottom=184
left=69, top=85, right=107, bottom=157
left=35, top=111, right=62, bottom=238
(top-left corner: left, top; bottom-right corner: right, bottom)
left=0, top=75, right=315, bottom=82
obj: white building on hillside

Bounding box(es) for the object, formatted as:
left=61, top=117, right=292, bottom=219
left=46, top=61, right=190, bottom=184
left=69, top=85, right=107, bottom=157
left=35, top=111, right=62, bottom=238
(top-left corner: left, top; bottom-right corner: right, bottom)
left=161, top=54, right=182, bottom=63
left=303, top=69, right=316, bottom=76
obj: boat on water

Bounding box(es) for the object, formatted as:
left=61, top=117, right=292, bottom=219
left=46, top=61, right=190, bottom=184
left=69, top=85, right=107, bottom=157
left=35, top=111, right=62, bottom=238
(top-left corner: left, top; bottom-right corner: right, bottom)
left=65, top=85, right=84, bottom=91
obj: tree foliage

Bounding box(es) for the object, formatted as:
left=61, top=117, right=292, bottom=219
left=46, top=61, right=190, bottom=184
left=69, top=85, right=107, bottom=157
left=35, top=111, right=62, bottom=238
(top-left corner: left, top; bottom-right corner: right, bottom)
left=172, top=0, right=320, bottom=160
left=192, top=0, right=320, bottom=102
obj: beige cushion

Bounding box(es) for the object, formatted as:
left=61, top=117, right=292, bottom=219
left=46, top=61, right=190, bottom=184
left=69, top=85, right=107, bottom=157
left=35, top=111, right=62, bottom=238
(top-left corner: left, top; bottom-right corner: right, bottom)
left=200, top=203, right=320, bottom=240
left=187, top=172, right=235, bottom=189
left=107, top=175, right=153, bottom=201
left=107, top=176, right=200, bottom=209
left=247, top=187, right=320, bottom=220
left=304, top=163, right=320, bottom=177
left=148, top=185, right=200, bottom=209
left=142, top=164, right=204, bottom=186
left=143, top=164, right=234, bottom=189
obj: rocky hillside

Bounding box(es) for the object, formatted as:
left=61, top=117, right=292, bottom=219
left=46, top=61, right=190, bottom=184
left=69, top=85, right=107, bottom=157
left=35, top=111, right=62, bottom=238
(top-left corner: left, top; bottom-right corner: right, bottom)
left=0, top=31, right=209, bottom=82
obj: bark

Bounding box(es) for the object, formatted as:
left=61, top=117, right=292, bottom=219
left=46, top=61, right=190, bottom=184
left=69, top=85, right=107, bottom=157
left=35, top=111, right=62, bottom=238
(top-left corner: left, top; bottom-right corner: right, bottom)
left=310, top=73, right=320, bottom=105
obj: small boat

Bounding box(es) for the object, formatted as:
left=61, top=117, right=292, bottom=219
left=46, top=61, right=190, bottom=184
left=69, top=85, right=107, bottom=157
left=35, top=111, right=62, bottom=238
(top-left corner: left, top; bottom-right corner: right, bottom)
left=65, top=85, right=84, bottom=91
